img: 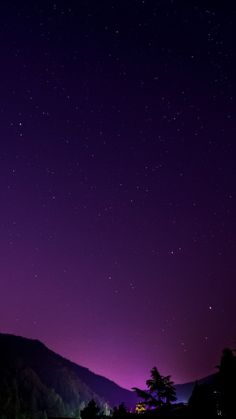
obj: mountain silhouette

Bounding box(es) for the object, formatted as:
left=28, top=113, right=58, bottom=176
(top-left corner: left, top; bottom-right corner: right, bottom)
left=0, top=332, right=215, bottom=418
left=0, top=333, right=137, bottom=418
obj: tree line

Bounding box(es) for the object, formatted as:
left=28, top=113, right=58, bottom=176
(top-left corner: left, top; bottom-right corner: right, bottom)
left=79, top=347, right=236, bottom=419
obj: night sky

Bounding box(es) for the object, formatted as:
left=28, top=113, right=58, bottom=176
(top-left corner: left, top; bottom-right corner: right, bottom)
left=0, top=0, right=235, bottom=390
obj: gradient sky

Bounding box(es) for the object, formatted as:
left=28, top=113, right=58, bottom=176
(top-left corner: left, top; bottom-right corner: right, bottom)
left=0, top=0, right=235, bottom=390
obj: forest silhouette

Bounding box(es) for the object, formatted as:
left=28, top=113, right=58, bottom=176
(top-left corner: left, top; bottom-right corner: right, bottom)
left=0, top=335, right=236, bottom=419
left=78, top=347, right=236, bottom=419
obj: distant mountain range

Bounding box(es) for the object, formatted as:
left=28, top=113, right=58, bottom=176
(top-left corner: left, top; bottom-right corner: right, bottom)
left=0, top=333, right=213, bottom=418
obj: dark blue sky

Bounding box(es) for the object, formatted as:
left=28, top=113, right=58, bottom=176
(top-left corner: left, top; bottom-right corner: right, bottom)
left=0, top=0, right=235, bottom=389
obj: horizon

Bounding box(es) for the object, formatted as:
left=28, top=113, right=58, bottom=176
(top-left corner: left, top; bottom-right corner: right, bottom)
left=0, top=330, right=217, bottom=390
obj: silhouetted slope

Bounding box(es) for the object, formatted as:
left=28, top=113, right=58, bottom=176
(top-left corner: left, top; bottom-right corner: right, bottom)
left=0, top=333, right=137, bottom=418
left=0, top=332, right=215, bottom=418
left=175, top=374, right=216, bottom=403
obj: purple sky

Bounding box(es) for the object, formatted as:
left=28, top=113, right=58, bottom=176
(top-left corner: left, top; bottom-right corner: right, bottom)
left=0, top=0, right=236, bottom=390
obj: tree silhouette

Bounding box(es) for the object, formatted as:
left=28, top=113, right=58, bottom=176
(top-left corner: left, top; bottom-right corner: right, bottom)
left=146, top=367, right=164, bottom=405
left=161, top=375, right=177, bottom=404
left=189, top=382, right=217, bottom=418
left=112, top=403, right=128, bottom=418
left=133, top=366, right=176, bottom=409
left=218, top=348, right=236, bottom=418
left=81, top=399, right=100, bottom=419
left=188, top=348, right=236, bottom=418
